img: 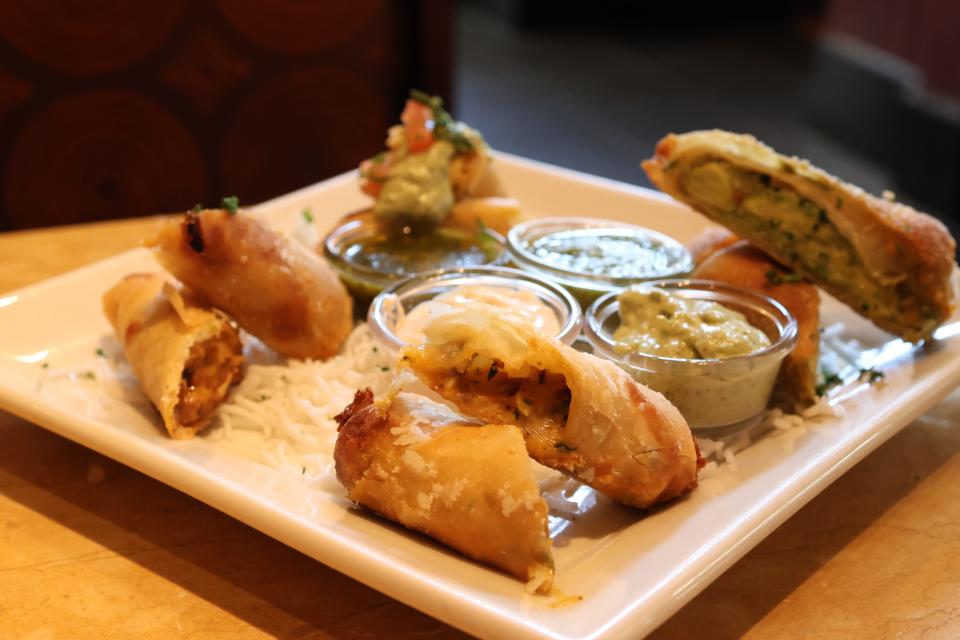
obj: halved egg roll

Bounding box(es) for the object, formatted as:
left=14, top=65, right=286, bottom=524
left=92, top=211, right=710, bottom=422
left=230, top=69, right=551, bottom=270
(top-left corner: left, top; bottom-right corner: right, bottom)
left=334, top=389, right=554, bottom=591
left=102, top=273, right=245, bottom=439
left=148, top=208, right=352, bottom=360
left=398, top=308, right=700, bottom=509
left=644, top=130, right=957, bottom=341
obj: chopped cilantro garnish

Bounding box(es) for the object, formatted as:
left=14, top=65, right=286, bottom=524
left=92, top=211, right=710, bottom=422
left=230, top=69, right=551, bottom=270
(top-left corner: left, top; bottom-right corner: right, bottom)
left=765, top=270, right=803, bottom=286
left=859, top=367, right=885, bottom=384
left=81, top=371, right=96, bottom=381
left=95, top=348, right=106, bottom=358
left=474, top=218, right=500, bottom=254
left=815, top=370, right=843, bottom=396
left=380, top=366, right=390, bottom=372
left=191, top=203, right=203, bottom=212
left=302, top=208, right=314, bottom=223
left=41, top=362, right=49, bottom=369
left=221, top=195, right=239, bottom=216
left=409, top=89, right=474, bottom=153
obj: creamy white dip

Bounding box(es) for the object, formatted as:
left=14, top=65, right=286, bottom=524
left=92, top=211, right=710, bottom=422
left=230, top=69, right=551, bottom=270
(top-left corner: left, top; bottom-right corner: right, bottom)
left=395, top=284, right=560, bottom=345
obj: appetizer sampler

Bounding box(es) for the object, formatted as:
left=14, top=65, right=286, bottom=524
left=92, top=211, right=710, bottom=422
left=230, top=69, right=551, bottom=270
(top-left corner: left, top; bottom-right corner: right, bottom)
left=643, top=130, right=957, bottom=342
left=334, top=390, right=554, bottom=592
left=150, top=207, right=353, bottom=360
left=94, top=115, right=960, bottom=595
left=102, top=273, right=245, bottom=439
left=395, top=308, right=700, bottom=508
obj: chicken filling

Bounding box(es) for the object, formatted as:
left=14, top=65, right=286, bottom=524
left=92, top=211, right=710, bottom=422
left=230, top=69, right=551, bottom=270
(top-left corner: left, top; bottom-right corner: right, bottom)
left=418, top=351, right=575, bottom=458
left=175, top=326, right=244, bottom=427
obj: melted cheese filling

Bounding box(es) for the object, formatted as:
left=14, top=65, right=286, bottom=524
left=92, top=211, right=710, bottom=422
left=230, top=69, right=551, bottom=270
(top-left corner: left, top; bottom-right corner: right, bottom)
left=411, top=347, right=575, bottom=459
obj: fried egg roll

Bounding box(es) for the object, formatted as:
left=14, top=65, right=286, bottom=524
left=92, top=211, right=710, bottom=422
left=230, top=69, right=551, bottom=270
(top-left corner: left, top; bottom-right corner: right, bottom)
left=644, top=130, right=957, bottom=341
left=148, top=208, right=352, bottom=360
left=398, top=308, right=700, bottom=509
left=102, top=273, right=245, bottom=439
left=334, top=389, right=554, bottom=591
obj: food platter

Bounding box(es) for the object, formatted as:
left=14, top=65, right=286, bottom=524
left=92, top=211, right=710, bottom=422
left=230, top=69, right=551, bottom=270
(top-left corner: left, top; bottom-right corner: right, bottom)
left=1, top=154, right=959, bottom=640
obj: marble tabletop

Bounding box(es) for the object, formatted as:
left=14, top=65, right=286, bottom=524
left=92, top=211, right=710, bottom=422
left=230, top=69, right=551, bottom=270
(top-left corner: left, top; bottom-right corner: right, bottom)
left=2, top=217, right=959, bottom=639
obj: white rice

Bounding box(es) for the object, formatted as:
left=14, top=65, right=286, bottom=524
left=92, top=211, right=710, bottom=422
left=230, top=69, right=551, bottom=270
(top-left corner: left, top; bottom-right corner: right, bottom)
left=209, top=324, right=394, bottom=491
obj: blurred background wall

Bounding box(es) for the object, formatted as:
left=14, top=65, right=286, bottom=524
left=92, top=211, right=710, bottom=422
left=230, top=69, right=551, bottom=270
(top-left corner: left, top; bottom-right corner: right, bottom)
left=458, top=0, right=960, bottom=240
left=0, top=1, right=451, bottom=229
left=0, top=0, right=956, bottom=241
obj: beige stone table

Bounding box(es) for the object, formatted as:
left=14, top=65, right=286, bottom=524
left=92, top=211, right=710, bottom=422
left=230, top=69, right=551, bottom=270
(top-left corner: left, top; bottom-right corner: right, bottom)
left=2, top=218, right=960, bottom=639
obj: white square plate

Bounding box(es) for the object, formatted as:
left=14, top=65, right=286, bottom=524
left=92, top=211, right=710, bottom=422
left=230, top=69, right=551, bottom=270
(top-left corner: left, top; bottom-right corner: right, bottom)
left=1, top=154, right=959, bottom=640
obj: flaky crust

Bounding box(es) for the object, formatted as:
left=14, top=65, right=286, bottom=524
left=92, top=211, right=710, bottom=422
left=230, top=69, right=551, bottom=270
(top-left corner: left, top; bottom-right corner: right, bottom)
left=644, top=130, right=957, bottom=341
left=399, top=308, right=699, bottom=509
left=148, top=209, right=352, bottom=360
left=334, top=390, right=554, bottom=590
left=102, top=273, right=244, bottom=439
left=692, top=238, right=821, bottom=409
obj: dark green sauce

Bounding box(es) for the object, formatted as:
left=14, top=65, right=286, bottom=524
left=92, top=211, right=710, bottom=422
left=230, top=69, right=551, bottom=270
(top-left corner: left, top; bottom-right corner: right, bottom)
left=524, top=229, right=690, bottom=279
left=343, top=229, right=497, bottom=276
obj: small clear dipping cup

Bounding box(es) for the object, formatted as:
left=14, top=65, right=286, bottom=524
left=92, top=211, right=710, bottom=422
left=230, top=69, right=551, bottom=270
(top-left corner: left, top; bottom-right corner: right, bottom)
left=584, top=279, right=797, bottom=436
left=506, top=217, right=694, bottom=306
left=368, top=266, right=583, bottom=355
left=324, top=217, right=508, bottom=306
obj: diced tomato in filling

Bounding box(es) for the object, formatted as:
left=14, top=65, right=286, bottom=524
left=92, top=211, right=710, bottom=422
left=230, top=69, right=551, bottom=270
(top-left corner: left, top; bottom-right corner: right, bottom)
left=401, top=99, right=434, bottom=152
left=361, top=180, right=382, bottom=198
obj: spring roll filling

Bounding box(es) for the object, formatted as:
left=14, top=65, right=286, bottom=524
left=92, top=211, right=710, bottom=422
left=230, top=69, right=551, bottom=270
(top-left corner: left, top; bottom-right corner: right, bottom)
left=679, top=159, right=923, bottom=324
left=175, top=326, right=244, bottom=427
left=408, top=348, right=574, bottom=458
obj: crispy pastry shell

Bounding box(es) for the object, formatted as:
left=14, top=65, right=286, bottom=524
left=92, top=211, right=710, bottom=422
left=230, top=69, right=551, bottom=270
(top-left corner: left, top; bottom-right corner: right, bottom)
left=102, top=273, right=244, bottom=439
left=334, top=390, right=554, bottom=591
left=398, top=308, right=700, bottom=509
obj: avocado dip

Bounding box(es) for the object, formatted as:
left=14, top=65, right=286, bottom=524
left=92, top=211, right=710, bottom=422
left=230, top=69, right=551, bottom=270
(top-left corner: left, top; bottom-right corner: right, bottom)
left=614, top=286, right=770, bottom=359
left=374, top=140, right=456, bottom=225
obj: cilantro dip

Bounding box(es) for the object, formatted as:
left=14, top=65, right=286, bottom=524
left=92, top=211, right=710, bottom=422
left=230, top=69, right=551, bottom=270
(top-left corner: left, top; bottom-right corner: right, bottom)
left=506, top=218, right=693, bottom=304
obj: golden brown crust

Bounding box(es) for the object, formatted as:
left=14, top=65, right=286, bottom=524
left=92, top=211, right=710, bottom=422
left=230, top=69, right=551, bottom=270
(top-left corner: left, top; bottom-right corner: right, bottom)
left=333, top=389, right=554, bottom=590
left=644, top=130, right=957, bottom=341
left=692, top=238, right=821, bottom=409
left=148, top=209, right=352, bottom=360
left=102, top=273, right=245, bottom=439
left=686, top=226, right=739, bottom=264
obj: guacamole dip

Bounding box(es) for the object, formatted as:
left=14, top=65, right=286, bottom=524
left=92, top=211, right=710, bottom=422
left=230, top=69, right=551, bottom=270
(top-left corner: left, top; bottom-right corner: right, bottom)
left=614, top=286, right=770, bottom=359
left=374, top=140, right=456, bottom=225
